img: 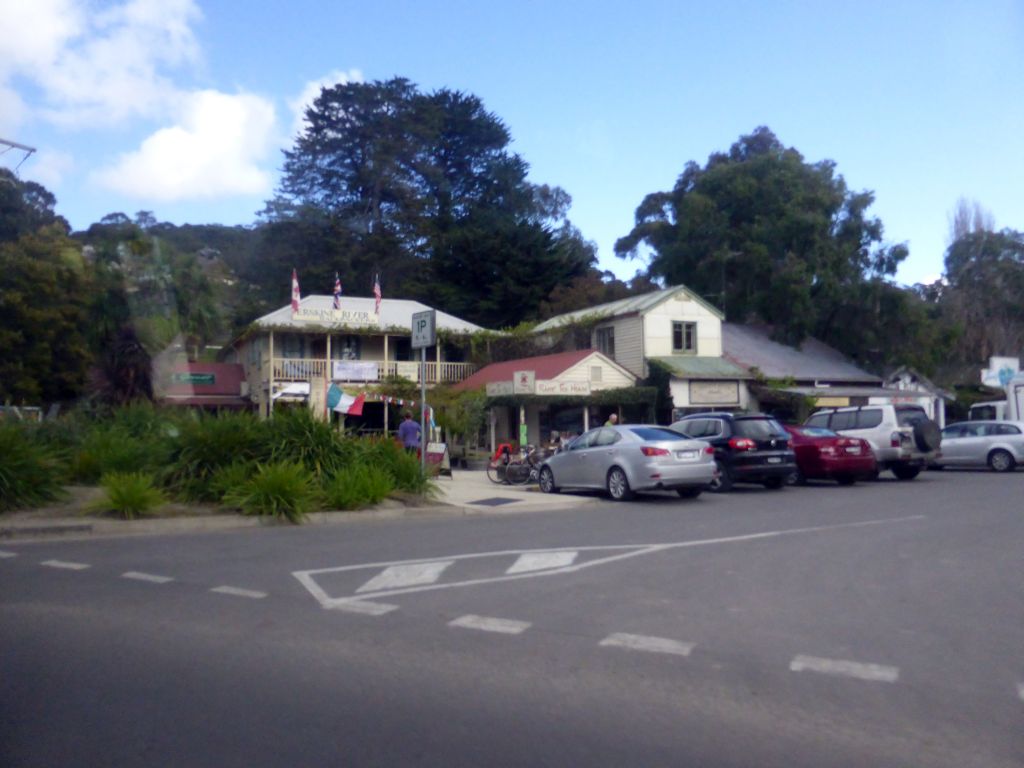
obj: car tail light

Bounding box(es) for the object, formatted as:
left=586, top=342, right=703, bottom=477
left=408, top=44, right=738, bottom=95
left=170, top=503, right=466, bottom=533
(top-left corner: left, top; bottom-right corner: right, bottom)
left=729, top=437, right=756, bottom=451
left=640, top=446, right=670, bottom=457
left=890, top=431, right=901, bottom=448
left=704, top=445, right=715, bottom=455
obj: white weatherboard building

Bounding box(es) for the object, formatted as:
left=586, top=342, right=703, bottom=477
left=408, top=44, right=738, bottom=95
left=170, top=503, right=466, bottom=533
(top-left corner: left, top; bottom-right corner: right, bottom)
left=222, top=295, right=483, bottom=419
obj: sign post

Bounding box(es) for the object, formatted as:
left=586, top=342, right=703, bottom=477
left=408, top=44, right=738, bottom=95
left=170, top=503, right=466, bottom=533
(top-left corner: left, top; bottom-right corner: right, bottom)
left=411, top=310, right=436, bottom=474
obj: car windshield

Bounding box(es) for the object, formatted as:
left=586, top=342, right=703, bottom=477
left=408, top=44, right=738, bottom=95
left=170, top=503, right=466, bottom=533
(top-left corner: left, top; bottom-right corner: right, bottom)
left=629, top=427, right=689, bottom=442
left=735, top=418, right=787, bottom=438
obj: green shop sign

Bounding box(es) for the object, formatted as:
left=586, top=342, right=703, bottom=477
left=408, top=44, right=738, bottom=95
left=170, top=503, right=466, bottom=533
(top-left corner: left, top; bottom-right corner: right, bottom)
left=172, top=373, right=216, bottom=385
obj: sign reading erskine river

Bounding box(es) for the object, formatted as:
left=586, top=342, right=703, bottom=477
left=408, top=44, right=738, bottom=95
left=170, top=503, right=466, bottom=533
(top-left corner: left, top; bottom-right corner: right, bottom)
left=293, top=308, right=378, bottom=327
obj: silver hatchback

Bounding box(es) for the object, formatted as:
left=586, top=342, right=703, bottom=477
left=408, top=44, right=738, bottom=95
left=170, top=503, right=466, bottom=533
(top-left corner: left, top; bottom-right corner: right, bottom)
left=538, top=425, right=716, bottom=501
left=932, top=420, right=1024, bottom=472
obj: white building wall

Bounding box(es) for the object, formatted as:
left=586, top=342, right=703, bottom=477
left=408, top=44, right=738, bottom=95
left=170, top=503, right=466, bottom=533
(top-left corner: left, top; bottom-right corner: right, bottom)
left=561, top=355, right=635, bottom=389
left=643, top=295, right=722, bottom=360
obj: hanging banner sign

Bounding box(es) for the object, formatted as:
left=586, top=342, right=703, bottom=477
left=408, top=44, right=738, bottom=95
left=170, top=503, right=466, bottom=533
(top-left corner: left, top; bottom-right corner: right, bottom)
left=332, top=361, right=378, bottom=381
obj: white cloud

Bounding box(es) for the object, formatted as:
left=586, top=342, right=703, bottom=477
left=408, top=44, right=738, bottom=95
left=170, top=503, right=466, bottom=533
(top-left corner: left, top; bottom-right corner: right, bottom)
left=288, top=68, right=363, bottom=138
left=26, top=148, right=75, bottom=188
left=0, top=0, right=201, bottom=128
left=91, top=90, right=277, bottom=201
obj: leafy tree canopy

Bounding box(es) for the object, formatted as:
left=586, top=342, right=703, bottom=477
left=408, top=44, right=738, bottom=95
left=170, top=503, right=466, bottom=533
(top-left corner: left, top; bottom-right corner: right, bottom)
left=615, top=127, right=908, bottom=346
left=264, top=77, right=594, bottom=328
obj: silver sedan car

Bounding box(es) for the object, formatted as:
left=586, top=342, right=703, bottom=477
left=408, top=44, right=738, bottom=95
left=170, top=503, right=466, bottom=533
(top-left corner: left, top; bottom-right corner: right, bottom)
left=931, top=420, right=1024, bottom=472
left=538, top=424, right=716, bottom=501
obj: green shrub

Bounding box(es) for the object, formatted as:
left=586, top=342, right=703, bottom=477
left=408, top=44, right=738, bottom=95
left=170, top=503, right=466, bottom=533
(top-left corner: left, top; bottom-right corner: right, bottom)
left=90, top=472, right=165, bottom=520
left=165, top=413, right=268, bottom=501
left=322, top=464, right=394, bottom=510
left=362, top=438, right=435, bottom=495
left=264, top=409, right=353, bottom=479
left=208, top=461, right=257, bottom=503
left=0, top=423, right=66, bottom=511
left=223, top=461, right=318, bottom=524
left=70, top=427, right=165, bottom=484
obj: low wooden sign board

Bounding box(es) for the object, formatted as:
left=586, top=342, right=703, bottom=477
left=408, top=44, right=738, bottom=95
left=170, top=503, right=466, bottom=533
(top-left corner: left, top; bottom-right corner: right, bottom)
left=425, top=442, right=451, bottom=476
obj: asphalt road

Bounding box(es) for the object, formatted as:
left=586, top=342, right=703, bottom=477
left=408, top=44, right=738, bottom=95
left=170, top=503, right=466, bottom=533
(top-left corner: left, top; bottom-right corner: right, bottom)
left=2, top=471, right=1022, bottom=767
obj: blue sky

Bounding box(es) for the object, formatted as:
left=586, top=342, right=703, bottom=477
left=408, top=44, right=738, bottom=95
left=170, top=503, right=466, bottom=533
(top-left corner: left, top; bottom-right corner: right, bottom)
left=2, top=0, right=1021, bottom=287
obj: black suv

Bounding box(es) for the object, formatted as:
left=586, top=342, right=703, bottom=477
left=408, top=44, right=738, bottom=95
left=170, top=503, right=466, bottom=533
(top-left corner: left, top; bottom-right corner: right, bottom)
left=670, top=413, right=797, bottom=492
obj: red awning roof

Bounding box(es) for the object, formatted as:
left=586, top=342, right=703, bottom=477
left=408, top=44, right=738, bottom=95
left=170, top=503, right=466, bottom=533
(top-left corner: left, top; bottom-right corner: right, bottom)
left=453, top=349, right=597, bottom=391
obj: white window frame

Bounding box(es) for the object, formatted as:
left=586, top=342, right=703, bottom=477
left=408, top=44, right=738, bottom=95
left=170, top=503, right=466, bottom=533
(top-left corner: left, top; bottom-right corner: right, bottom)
left=672, top=321, right=697, bottom=354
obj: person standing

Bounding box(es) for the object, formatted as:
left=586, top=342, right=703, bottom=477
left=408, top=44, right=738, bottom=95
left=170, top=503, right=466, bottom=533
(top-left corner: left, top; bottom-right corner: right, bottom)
left=398, top=411, right=422, bottom=453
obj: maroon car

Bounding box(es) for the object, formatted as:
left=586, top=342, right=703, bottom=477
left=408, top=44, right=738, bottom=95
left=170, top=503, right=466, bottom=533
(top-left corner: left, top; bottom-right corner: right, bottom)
left=782, top=425, right=877, bottom=485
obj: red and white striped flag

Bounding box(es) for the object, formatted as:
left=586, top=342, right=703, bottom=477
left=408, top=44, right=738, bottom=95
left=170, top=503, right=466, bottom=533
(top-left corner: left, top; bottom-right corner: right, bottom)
left=291, top=269, right=301, bottom=313
left=373, top=273, right=382, bottom=315
left=333, top=392, right=365, bottom=416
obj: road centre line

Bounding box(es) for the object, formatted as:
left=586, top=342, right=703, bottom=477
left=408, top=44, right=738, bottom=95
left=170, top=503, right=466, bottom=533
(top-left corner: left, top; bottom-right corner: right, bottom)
left=40, top=560, right=90, bottom=570
left=210, top=586, right=267, bottom=599
left=600, top=633, right=694, bottom=657
left=790, top=654, right=899, bottom=683
left=449, top=615, right=531, bottom=634
left=0, top=550, right=17, bottom=558
left=294, top=515, right=927, bottom=609
left=121, top=571, right=174, bottom=584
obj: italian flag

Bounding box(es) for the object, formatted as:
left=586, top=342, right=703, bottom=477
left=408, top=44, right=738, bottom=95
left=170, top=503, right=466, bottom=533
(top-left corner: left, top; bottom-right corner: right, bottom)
left=333, top=392, right=365, bottom=416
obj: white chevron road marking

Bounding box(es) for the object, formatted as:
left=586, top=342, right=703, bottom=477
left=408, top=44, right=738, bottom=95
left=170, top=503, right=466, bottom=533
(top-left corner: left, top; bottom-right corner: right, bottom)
left=294, top=515, right=926, bottom=610
left=121, top=571, right=173, bottom=584
left=506, top=551, right=578, bottom=574
left=40, top=560, right=90, bottom=570
left=357, top=560, right=454, bottom=593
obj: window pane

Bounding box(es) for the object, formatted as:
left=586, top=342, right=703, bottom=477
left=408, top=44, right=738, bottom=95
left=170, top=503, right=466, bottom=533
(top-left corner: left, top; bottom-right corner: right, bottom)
left=672, top=322, right=683, bottom=351
left=631, top=427, right=688, bottom=441
left=855, top=409, right=883, bottom=429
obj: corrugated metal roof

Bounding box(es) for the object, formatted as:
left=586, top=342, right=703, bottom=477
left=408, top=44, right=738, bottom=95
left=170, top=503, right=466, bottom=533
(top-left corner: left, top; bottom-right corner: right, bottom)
left=253, top=295, right=487, bottom=334
left=722, top=324, right=881, bottom=383
left=453, top=349, right=632, bottom=391
left=650, top=356, right=752, bottom=380
left=533, top=284, right=723, bottom=332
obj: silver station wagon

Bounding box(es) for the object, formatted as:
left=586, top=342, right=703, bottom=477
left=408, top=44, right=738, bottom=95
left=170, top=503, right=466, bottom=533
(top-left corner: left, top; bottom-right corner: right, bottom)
left=538, top=424, right=716, bottom=501
left=931, top=420, right=1024, bottom=472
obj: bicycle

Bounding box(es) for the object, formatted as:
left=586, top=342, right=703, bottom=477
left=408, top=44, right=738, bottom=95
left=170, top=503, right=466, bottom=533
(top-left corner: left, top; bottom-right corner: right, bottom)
left=486, top=445, right=548, bottom=485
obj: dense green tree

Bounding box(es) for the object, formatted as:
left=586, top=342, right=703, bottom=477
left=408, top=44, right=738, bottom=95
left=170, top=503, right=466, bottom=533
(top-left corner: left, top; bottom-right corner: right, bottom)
left=0, top=225, right=91, bottom=403
left=941, top=228, right=1024, bottom=364
left=615, top=127, right=908, bottom=348
left=0, top=168, right=68, bottom=242
left=266, top=77, right=594, bottom=327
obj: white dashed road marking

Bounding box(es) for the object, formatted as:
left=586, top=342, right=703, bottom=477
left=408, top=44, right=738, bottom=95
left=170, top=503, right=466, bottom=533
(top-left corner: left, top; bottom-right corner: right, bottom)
left=506, top=551, right=578, bottom=574
left=1018, top=683, right=1024, bottom=703
left=329, top=600, right=399, bottom=616
left=600, top=633, right=695, bottom=657
left=210, top=586, right=267, bottom=599
left=449, top=614, right=531, bottom=635
left=790, top=654, right=899, bottom=683
left=40, top=560, right=90, bottom=570
left=0, top=550, right=18, bottom=558
left=121, top=571, right=174, bottom=584
left=357, top=560, right=454, bottom=593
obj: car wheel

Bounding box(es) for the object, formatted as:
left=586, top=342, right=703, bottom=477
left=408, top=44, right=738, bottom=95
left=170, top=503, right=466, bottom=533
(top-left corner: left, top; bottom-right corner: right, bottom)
left=538, top=466, right=559, bottom=493
left=676, top=487, right=702, bottom=499
left=892, top=465, right=921, bottom=480
left=708, top=460, right=733, bottom=493
left=606, top=467, right=634, bottom=501
left=988, top=449, right=1015, bottom=473
left=835, top=475, right=857, bottom=486
left=763, top=476, right=785, bottom=490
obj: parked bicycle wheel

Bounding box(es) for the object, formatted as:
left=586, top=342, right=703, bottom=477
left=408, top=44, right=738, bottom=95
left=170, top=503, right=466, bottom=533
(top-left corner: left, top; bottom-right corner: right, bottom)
left=486, top=460, right=508, bottom=484
left=505, top=461, right=533, bottom=485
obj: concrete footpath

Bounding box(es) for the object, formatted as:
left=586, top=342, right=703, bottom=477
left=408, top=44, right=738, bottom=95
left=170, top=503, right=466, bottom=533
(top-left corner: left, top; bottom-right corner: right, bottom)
left=0, top=469, right=601, bottom=541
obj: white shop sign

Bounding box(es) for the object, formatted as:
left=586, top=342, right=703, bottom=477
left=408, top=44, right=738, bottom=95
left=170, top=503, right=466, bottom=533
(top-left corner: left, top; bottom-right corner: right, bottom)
left=535, top=380, right=591, bottom=396
left=486, top=381, right=514, bottom=396
left=294, top=308, right=377, bottom=327
left=513, top=370, right=536, bottom=394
